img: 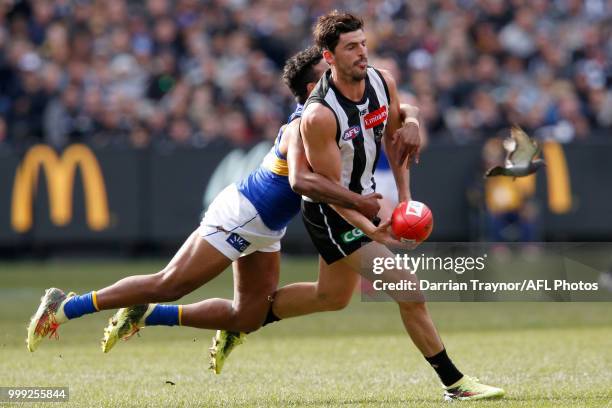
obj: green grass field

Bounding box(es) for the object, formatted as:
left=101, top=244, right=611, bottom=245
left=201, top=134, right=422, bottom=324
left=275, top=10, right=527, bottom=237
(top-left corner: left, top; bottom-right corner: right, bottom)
left=1, top=258, right=611, bottom=407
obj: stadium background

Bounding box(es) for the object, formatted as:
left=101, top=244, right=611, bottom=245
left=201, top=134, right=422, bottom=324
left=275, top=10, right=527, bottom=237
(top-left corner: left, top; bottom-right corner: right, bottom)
left=1, top=2, right=612, bottom=406
left=1, top=0, right=611, bottom=254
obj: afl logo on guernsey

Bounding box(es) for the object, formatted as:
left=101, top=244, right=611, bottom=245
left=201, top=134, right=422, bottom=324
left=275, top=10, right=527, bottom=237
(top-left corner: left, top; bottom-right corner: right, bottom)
left=364, top=106, right=387, bottom=129
left=342, top=125, right=361, bottom=141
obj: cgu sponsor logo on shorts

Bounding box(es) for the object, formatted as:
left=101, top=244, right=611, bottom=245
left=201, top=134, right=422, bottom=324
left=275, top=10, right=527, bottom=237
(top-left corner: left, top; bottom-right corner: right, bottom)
left=341, top=227, right=365, bottom=243
left=342, top=125, right=361, bottom=141
left=364, top=106, right=387, bottom=129
left=406, top=201, right=424, bottom=217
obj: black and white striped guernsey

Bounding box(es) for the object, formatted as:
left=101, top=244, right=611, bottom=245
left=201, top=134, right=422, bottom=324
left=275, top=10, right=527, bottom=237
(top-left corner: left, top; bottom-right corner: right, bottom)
left=303, top=67, right=390, bottom=197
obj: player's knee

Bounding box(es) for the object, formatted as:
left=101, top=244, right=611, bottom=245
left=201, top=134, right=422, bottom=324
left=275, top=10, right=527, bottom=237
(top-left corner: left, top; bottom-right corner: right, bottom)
left=318, top=291, right=352, bottom=311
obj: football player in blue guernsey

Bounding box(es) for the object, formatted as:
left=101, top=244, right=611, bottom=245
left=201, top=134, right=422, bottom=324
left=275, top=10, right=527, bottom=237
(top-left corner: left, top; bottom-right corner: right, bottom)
left=25, top=46, right=383, bottom=354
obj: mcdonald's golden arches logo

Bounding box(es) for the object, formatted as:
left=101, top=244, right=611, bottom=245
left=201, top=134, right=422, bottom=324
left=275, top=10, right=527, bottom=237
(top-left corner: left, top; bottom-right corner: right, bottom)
left=11, top=144, right=110, bottom=232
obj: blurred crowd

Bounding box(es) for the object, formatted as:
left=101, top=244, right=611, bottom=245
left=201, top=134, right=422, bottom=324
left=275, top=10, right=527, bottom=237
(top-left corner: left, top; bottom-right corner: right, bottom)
left=0, top=0, right=611, bottom=150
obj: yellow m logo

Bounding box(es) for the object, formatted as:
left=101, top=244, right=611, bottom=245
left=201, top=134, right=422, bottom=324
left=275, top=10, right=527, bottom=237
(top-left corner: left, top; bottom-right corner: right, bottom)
left=11, top=144, right=110, bottom=233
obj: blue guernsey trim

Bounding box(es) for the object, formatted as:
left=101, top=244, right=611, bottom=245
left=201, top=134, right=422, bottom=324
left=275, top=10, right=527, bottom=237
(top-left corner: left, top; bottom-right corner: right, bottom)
left=288, top=104, right=303, bottom=122
left=235, top=103, right=304, bottom=231
left=274, top=138, right=286, bottom=160
left=237, top=169, right=301, bottom=230
left=274, top=104, right=303, bottom=160
left=63, top=292, right=97, bottom=319
left=144, top=304, right=180, bottom=326
left=376, top=149, right=390, bottom=170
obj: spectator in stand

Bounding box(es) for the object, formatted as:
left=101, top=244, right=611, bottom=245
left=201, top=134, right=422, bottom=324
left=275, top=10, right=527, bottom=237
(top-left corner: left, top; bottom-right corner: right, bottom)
left=0, top=0, right=609, bottom=149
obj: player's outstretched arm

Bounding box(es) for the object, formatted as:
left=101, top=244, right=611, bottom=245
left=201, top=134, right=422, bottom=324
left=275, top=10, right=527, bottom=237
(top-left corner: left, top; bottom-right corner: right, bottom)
left=331, top=205, right=400, bottom=247
left=286, top=120, right=380, bottom=219
left=380, top=70, right=420, bottom=202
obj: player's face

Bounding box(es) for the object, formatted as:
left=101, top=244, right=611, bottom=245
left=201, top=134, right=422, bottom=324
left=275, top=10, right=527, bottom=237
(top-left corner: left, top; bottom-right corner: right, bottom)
left=331, top=30, right=368, bottom=82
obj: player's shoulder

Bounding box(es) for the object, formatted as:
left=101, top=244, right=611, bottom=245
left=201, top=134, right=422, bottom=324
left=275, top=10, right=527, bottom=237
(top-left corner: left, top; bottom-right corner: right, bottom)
left=302, top=103, right=336, bottom=128
left=368, top=66, right=395, bottom=104
left=284, top=117, right=300, bottom=134
left=369, top=66, right=396, bottom=87
left=300, top=103, right=336, bottom=141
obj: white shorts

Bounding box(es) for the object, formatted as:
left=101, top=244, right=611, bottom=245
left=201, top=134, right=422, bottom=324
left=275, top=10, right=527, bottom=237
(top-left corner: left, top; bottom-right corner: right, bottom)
left=199, top=184, right=285, bottom=261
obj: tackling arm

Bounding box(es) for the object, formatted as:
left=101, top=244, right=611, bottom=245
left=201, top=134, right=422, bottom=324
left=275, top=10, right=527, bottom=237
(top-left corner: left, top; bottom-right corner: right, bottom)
left=300, top=104, right=398, bottom=245
left=286, top=120, right=381, bottom=219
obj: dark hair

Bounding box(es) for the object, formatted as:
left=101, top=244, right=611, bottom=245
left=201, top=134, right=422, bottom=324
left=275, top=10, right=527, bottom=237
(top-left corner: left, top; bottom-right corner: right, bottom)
left=282, top=46, right=323, bottom=105
left=313, top=10, right=364, bottom=52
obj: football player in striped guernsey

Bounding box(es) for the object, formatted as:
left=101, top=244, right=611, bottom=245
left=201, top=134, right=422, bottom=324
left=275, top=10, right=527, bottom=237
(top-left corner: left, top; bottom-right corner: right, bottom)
left=219, top=11, right=504, bottom=402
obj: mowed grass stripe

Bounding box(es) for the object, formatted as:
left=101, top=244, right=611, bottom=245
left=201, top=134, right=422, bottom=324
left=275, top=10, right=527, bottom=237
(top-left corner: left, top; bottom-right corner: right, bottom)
left=0, top=259, right=611, bottom=407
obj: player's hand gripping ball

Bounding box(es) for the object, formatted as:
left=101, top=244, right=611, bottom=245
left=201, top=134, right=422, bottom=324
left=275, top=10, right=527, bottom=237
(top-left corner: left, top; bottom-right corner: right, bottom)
left=391, top=201, right=433, bottom=243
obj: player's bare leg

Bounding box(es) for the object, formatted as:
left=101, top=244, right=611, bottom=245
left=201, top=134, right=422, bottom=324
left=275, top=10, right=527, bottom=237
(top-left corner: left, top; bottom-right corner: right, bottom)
left=267, top=176, right=400, bottom=319
left=341, top=242, right=503, bottom=400
left=182, top=251, right=280, bottom=331
left=209, top=254, right=358, bottom=374
left=256, top=239, right=501, bottom=399
left=102, top=250, right=279, bottom=353
left=340, top=242, right=443, bottom=357
left=268, top=243, right=442, bottom=356
left=206, top=251, right=280, bottom=373
left=97, top=230, right=232, bottom=308
left=28, top=230, right=233, bottom=352
left=102, top=248, right=280, bottom=353
left=271, top=256, right=358, bottom=318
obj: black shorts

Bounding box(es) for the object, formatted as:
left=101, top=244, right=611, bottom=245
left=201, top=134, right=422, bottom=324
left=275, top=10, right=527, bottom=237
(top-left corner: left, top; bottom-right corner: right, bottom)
left=301, top=200, right=374, bottom=264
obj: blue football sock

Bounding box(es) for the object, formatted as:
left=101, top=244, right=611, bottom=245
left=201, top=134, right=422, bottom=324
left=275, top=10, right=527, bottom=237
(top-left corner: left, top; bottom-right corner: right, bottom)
left=63, top=291, right=99, bottom=319
left=144, top=304, right=181, bottom=326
